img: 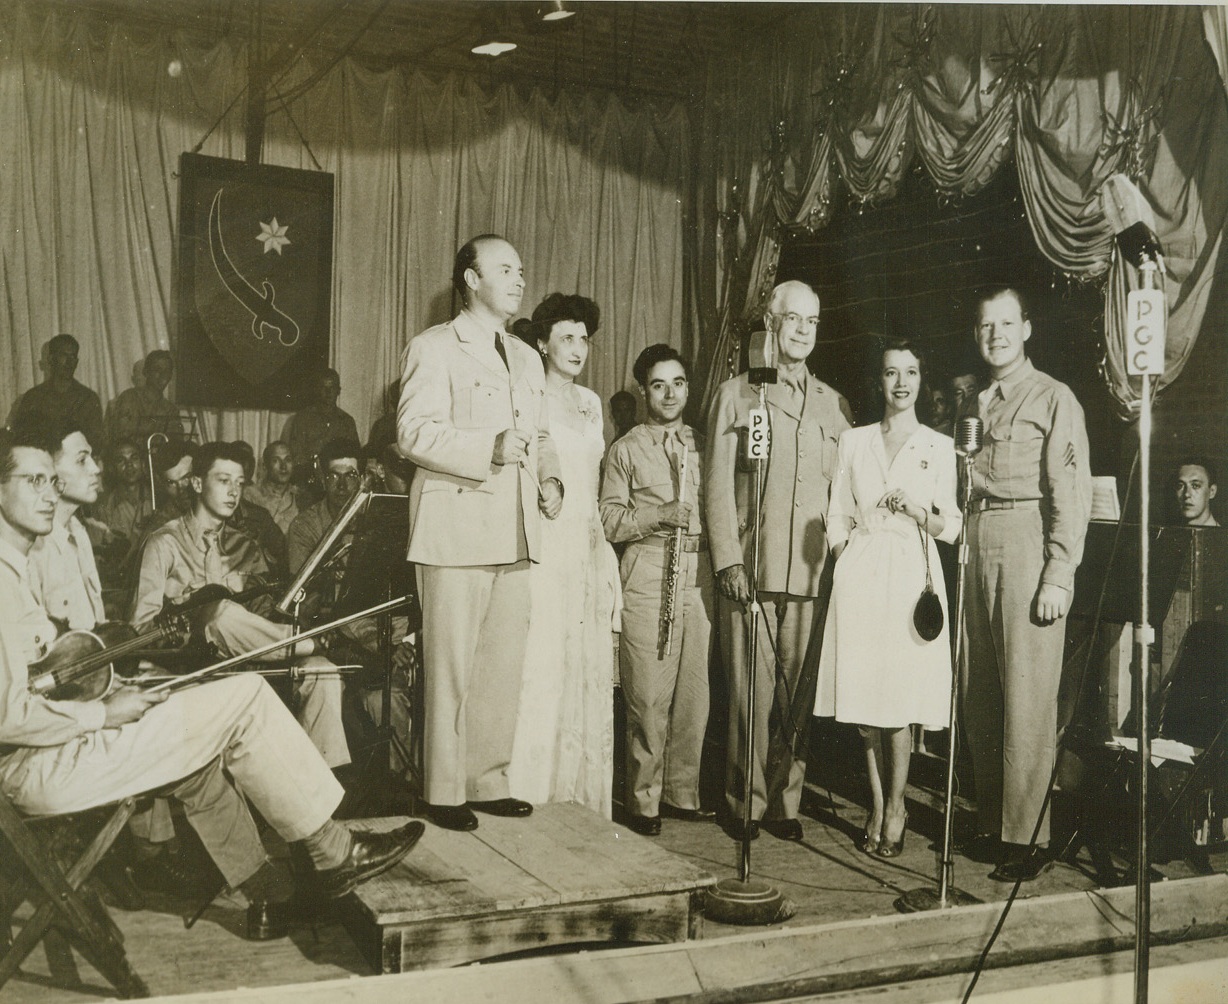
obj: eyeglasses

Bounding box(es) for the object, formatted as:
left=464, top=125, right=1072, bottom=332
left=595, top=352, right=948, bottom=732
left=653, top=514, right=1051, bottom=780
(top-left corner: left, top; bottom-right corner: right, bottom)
left=324, top=471, right=362, bottom=485
left=2, top=473, right=65, bottom=496
left=773, top=312, right=819, bottom=330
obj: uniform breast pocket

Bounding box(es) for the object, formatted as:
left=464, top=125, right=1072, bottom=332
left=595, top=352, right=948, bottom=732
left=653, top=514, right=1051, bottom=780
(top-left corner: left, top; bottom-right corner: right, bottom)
left=458, top=385, right=503, bottom=429
left=993, top=426, right=1043, bottom=477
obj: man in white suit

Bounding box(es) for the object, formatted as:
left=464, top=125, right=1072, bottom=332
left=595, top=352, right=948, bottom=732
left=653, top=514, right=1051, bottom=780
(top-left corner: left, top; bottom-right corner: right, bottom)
left=397, top=234, right=563, bottom=831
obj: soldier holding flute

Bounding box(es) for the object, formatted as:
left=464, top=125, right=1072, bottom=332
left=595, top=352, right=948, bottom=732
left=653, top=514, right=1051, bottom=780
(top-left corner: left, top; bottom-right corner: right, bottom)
left=600, top=344, right=714, bottom=837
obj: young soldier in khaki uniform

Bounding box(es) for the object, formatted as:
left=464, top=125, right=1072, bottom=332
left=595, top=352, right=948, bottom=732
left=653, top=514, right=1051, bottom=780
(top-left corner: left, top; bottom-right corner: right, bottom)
left=959, top=286, right=1091, bottom=882
left=600, top=345, right=713, bottom=836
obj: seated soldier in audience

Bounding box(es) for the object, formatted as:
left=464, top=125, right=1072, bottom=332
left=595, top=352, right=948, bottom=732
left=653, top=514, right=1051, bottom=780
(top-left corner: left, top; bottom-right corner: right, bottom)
left=10, top=334, right=104, bottom=450
left=245, top=440, right=300, bottom=534
left=281, top=368, right=360, bottom=491
left=91, top=437, right=154, bottom=588
left=287, top=439, right=365, bottom=575
left=366, top=379, right=401, bottom=456
left=105, top=349, right=181, bottom=446
left=143, top=439, right=196, bottom=535
left=231, top=440, right=289, bottom=578
left=132, top=441, right=351, bottom=771
left=0, top=427, right=423, bottom=939
left=1175, top=456, right=1220, bottom=527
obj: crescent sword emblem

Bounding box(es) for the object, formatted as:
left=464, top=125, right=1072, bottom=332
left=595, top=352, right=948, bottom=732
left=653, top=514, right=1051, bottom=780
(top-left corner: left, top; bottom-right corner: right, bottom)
left=208, top=189, right=301, bottom=347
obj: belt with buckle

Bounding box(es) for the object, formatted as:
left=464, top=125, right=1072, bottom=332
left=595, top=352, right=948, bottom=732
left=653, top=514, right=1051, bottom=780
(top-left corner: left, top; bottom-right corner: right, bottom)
left=971, top=497, right=1041, bottom=513
left=639, top=534, right=708, bottom=553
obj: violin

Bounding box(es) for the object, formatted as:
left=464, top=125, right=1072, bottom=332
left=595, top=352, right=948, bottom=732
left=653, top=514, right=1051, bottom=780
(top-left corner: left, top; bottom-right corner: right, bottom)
left=28, top=613, right=189, bottom=702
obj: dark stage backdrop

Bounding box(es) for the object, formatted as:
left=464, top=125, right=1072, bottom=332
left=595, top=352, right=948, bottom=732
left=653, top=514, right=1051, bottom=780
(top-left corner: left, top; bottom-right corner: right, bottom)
left=177, top=153, right=334, bottom=410
left=777, top=166, right=1124, bottom=477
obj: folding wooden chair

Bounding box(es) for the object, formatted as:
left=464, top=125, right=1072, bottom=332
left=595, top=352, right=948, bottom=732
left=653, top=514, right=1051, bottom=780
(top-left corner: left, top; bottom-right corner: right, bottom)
left=0, top=791, right=149, bottom=998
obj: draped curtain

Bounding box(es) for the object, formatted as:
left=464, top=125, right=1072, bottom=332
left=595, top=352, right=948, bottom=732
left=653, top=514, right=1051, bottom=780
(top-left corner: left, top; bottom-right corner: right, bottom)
left=698, top=4, right=1228, bottom=418
left=0, top=3, right=688, bottom=452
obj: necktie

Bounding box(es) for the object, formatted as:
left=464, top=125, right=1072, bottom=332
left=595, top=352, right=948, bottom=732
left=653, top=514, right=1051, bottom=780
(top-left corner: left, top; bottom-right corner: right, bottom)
left=494, top=332, right=510, bottom=370
left=202, top=530, right=225, bottom=585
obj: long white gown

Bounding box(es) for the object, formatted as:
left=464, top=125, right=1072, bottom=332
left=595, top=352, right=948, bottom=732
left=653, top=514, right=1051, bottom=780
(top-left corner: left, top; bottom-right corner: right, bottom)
left=814, top=423, right=961, bottom=730
left=509, top=382, right=621, bottom=816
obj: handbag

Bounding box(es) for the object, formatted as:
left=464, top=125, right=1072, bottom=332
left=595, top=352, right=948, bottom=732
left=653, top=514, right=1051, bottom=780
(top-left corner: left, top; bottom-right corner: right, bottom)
left=913, top=517, right=944, bottom=642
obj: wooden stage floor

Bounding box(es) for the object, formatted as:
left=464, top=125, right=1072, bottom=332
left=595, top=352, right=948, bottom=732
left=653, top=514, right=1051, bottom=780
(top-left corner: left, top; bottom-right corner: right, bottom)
left=5, top=782, right=1226, bottom=1002
left=342, top=804, right=715, bottom=972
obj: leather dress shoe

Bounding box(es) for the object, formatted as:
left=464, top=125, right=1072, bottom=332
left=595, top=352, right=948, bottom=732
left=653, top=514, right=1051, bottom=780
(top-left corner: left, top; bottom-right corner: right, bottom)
left=425, top=802, right=479, bottom=831
left=955, top=832, right=1002, bottom=864
left=660, top=803, right=717, bottom=822
left=989, top=845, right=1050, bottom=883
left=762, top=818, right=804, bottom=842
left=727, top=818, right=760, bottom=842
left=245, top=900, right=292, bottom=940
left=469, top=798, right=533, bottom=818
left=316, top=821, right=425, bottom=899
left=626, top=814, right=661, bottom=837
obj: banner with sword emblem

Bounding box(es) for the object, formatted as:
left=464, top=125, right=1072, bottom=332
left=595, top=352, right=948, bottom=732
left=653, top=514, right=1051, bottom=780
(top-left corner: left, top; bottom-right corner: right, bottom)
left=177, top=153, right=334, bottom=408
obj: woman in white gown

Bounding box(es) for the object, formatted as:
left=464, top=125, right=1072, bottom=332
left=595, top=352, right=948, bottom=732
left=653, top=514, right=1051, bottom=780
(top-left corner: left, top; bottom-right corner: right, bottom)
left=508, top=293, right=621, bottom=817
left=814, top=339, right=960, bottom=857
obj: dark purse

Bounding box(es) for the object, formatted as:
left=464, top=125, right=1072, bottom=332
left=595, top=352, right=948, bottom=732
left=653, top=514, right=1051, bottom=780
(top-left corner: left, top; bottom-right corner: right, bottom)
left=913, top=519, right=943, bottom=642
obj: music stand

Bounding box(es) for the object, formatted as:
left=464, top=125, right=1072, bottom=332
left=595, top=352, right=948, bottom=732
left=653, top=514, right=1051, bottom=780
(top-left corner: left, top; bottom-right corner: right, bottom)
left=331, top=493, right=419, bottom=815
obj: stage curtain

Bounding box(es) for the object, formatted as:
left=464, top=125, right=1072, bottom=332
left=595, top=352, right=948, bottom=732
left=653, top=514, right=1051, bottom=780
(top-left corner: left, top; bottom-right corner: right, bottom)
left=0, top=3, right=687, bottom=452
left=698, top=4, right=1228, bottom=417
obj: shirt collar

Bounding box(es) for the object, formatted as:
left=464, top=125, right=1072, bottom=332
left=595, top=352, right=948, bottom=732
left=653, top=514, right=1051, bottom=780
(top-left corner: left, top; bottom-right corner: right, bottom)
left=642, top=424, right=692, bottom=447
left=0, top=536, right=30, bottom=581
left=184, top=511, right=222, bottom=551
left=994, top=357, right=1034, bottom=398
left=455, top=308, right=509, bottom=342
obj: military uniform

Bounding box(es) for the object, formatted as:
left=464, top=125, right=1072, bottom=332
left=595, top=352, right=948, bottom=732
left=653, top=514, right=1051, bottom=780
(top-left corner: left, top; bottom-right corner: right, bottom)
left=600, top=423, right=712, bottom=818
left=961, top=358, right=1091, bottom=846
left=706, top=370, right=851, bottom=821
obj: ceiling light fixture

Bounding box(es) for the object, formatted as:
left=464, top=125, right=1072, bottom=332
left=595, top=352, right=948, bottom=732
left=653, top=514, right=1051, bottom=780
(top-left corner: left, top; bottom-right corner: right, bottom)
left=471, top=7, right=518, bottom=57
left=471, top=39, right=517, bottom=56
left=538, top=1, right=575, bottom=21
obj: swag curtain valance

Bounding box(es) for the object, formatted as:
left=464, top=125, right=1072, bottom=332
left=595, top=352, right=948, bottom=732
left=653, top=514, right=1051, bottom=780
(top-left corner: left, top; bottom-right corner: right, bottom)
left=698, top=4, right=1228, bottom=418
left=0, top=3, right=688, bottom=451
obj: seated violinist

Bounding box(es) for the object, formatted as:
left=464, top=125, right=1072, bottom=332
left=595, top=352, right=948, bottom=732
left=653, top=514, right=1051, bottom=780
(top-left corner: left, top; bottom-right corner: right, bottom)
left=0, top=427, right=424, bottom=938
left=131, top=440, right=351, bottom=770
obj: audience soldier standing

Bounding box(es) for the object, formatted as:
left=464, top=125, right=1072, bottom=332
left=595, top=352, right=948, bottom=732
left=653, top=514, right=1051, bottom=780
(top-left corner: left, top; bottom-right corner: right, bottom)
left=281, top=368, right=360, bottom=488
left=105, top=350, right=181, bottom=446
left=11, top=334, right=104, bottom=450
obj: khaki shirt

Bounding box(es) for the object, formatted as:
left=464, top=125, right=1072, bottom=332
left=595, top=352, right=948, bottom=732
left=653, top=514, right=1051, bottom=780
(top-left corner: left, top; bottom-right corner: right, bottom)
left=599, top=424, right=705, bottom=543
left=287, top=500, right=337, bottom=575
left=0, top=538, right=104, bottom=750
left=27, top=516, right=106, bottom=631
left=245, top=481, right=300, bottom=535
left=966, top=358, right=1092, bottom=591
left=705, top=369, right=852, bottom=596
left=132, top=512, right=268, bottom=627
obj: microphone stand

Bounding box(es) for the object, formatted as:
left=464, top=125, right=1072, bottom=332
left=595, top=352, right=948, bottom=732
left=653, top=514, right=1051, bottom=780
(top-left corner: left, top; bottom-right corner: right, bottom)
left=897, top=424, right=981, bottom=913
left=706, top=365, right=795, bottom=926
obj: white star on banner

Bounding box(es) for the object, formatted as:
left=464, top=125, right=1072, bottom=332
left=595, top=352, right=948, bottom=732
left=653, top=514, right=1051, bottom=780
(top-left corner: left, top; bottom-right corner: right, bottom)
left=256, top=218, right=291, bottom=254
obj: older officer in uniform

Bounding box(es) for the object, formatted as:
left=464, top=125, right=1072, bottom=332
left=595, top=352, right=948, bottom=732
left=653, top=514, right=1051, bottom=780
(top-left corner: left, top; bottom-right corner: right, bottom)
left=398, top=234, right=562, bottom=832
left=959, top=286, right=1091, bottom=882
left=706, top=280, right=851, bottom=841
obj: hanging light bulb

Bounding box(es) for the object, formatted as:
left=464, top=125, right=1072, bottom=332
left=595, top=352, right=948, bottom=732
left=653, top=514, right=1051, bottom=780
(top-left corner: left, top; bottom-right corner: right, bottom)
left=471, top=8, right=518, bottom=57
left=537, top=1, right=575, bottom=21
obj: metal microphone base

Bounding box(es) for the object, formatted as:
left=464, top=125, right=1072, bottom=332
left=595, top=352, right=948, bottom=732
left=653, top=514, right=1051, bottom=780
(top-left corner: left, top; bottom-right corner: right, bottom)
left=705, top=878, right=796, bottom=926
left=894, top=885, right=981, bottom=914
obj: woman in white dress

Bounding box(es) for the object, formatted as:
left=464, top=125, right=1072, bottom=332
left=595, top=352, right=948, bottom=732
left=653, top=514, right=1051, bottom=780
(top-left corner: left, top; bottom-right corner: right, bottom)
left=814, top=340, right=960, bottom=857
left=508, top=294, right=621, bottom=816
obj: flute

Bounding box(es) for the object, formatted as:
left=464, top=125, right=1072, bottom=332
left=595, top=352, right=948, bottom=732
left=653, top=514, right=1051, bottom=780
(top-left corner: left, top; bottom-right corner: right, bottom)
left=659, top=444, right=689, bottom=658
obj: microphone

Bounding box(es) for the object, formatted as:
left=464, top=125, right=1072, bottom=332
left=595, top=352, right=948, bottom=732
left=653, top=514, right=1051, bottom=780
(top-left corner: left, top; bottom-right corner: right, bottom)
left=955, top=416, right=983, bottom=457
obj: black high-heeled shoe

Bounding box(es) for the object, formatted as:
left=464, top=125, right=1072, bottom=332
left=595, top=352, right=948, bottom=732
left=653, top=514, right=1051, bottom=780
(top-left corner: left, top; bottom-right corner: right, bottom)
left=877, top=812, right=908, bottom=858
left=857, top=827, right=881, bottom=855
